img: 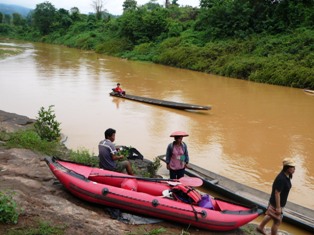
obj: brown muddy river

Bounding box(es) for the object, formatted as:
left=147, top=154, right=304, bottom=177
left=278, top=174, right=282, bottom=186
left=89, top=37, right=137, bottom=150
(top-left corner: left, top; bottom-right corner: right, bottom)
left=1, top=41, right=313, bottom=234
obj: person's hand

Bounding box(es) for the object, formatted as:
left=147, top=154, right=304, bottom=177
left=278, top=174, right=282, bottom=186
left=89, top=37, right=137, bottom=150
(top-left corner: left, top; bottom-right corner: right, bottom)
left=275, top=207, right=282, bottom=214
left=166, top=164, right=170, bottom=170
left=185, top=164, right=190, bottom=169
left=116, top=155, right=124, bottom=160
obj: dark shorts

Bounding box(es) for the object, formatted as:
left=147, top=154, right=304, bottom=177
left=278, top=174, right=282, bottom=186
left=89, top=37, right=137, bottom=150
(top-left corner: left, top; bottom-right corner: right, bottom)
left=169, top=168, right=185, bottom=179
left=116, top=160, right=128, bottom=173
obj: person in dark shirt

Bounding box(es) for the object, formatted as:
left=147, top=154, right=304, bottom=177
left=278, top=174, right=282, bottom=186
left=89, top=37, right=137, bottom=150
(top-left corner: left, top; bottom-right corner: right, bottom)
left=98, top=128, right=133, bottom=175
left=256, top=158, right=296, bottom=235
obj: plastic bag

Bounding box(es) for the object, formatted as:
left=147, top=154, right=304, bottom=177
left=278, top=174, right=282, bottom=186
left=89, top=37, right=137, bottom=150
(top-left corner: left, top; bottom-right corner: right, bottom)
left=198, top=194, right=214, bottom=209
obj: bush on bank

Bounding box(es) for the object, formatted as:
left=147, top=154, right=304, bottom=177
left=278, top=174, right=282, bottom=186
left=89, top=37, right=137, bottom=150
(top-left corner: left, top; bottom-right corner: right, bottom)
left=0, top=191, right=19, bottom=224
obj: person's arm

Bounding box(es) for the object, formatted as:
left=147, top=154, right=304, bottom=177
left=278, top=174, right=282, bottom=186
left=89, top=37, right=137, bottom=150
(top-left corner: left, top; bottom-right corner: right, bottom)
left=112, top=154, right=124, bottom=161
left=165, top=144, right=171, bottom=163
left=165, top=144, right=172, bottom=169
left=110, top=147, right=124, bottom=161
left=274, top=189, right=282, bottom=214
left=183, top=143, right=190, bottom=168
left=184, top=143, right=189, bottom=164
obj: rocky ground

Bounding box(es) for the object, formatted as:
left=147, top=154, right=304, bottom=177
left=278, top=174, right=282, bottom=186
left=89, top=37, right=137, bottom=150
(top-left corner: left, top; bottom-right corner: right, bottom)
left=0, top=110, right=286, bottom=235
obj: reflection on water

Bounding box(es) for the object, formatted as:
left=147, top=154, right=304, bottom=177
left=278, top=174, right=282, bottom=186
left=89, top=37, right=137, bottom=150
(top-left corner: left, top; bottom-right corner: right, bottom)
left=1, top=42, right=313, bottom=217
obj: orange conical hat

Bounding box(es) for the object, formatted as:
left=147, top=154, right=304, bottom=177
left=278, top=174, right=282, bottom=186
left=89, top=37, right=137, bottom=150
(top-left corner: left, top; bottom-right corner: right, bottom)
left=170, top=131, right=189, bottom=137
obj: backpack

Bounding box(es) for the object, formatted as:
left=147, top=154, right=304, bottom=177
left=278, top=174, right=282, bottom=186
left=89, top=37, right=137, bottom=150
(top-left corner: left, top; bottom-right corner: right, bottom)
left=170, top=185, right=202, bottom=205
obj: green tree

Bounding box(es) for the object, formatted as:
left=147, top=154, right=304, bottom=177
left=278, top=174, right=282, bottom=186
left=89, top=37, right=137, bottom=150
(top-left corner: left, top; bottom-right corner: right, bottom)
left=200, top=0, right=224, bottom=9
left=32, top=1, right=57, bottom=35
left=92, top=0, right=106, bottom=20
left=196, top=0, right=253, bottom=39
left=123, top=0, right=137, bottom=13
left=118, top=7, right=168, bottom=44
left=3, top=14, right=11, bottom=24
left=271, top=0, right=314, bottom=30
left=246, top=0, right=314, bottom=33
left=55, top=8, right=73, bottom=30
left=70, top=7, right=82, bottom=21
left=12, top=13, right=25, bottom=26
left=0, top=12, right=3, bottom=23
left=143, top=0, right=162, bottom=11
left=171, top=0, right=179, bottom=6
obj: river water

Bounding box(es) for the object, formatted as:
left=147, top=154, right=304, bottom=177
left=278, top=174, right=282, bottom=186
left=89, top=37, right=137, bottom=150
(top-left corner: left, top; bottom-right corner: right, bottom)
left=1, top=41, right=313, bottom=233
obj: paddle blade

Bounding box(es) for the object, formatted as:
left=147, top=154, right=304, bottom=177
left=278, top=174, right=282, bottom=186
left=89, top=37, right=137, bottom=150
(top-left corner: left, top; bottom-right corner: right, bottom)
left=179, top=177, right=203, bottom=187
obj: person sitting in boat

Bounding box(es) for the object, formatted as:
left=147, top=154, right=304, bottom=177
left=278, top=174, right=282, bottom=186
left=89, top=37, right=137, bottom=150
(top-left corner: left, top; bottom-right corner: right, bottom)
left=98, top=128, right=133, bottom=175
left=113, top=83, right=126, bottom=96
left=166, top=131, right=190, bottom=179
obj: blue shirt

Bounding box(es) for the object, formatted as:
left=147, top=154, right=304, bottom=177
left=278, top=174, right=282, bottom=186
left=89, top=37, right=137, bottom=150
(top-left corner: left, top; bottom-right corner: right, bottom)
left=98, top=139, right=117, bottom=170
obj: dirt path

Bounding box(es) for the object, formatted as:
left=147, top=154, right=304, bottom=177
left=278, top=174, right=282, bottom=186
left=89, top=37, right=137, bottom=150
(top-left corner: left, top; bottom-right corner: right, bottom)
left=0, top=110, right=272, bottom=235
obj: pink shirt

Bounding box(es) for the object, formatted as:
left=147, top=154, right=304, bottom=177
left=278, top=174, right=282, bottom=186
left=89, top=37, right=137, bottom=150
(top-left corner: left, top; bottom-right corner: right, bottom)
left=169, top=144, right=186, bottom=170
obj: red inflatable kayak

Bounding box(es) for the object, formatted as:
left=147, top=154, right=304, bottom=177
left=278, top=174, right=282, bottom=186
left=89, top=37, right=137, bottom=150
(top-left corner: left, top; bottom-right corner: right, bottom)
left=45, top=157, right=262, bottom=231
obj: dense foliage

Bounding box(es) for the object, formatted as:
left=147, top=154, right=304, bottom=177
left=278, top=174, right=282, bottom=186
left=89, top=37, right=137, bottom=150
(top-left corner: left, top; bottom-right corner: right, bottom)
left=0, top=0, right=313, bottom=89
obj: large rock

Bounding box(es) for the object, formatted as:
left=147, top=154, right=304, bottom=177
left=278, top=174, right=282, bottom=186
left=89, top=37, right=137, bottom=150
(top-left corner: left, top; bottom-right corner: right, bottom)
left=0, top=110, right=35, bottom=133
left=0, top=148, right=133, bottom=235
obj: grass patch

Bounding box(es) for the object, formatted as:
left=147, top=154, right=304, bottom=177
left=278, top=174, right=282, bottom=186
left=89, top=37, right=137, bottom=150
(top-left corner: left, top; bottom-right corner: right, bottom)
left=68, top=148, right=97, bottom=166
left=4, top=129, right=62, bottom=156
left=6, top=220, right=66, bottom=235
left=127, top=227, right=167, bottom=235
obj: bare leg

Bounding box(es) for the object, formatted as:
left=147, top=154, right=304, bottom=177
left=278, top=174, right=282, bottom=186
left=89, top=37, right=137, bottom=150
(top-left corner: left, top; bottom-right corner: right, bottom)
left=271, top=218, right=282, bottom=235
left=257, top=214, right=271, bottom=235
left=126, top=161, right=134, bottom=175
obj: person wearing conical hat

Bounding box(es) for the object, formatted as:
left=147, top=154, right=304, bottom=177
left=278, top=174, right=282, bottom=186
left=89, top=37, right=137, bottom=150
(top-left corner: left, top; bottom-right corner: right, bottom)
left=257, top=158, right=296, bottom=235
left=165, top=131, right=190, bottom=179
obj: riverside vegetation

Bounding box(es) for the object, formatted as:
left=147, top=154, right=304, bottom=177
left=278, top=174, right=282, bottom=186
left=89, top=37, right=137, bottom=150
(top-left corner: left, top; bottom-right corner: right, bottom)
left=0, top=0, right=313, bottom=89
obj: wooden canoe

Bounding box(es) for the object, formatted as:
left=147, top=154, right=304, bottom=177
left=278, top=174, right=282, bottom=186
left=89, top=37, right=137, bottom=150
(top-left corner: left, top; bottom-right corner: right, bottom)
left=109, top=92, right=211, bottom=111
left=304, top=89, right=314, bottom=95
left=158, top=155, right=314, bottom=232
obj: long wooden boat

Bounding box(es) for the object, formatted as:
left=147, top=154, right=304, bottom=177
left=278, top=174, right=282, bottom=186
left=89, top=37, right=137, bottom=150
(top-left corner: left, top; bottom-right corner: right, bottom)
left=45, top=156, right=262, bottom=231
left=158, top=155, right=314, bottom=232
left=109, top=92, right=211, bottom=111
left=304, top=89, right=314, bottom=95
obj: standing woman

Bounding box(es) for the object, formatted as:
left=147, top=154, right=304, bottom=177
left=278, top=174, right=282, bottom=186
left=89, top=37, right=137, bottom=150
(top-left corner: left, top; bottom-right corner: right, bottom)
left=257, top=158, right=296, bottom=235
left=166, top=131, right=190, bottom=179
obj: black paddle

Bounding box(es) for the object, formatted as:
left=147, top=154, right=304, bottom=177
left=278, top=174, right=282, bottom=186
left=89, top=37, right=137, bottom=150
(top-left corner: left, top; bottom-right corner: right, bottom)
left=90, top=174, right=203, bottom=187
